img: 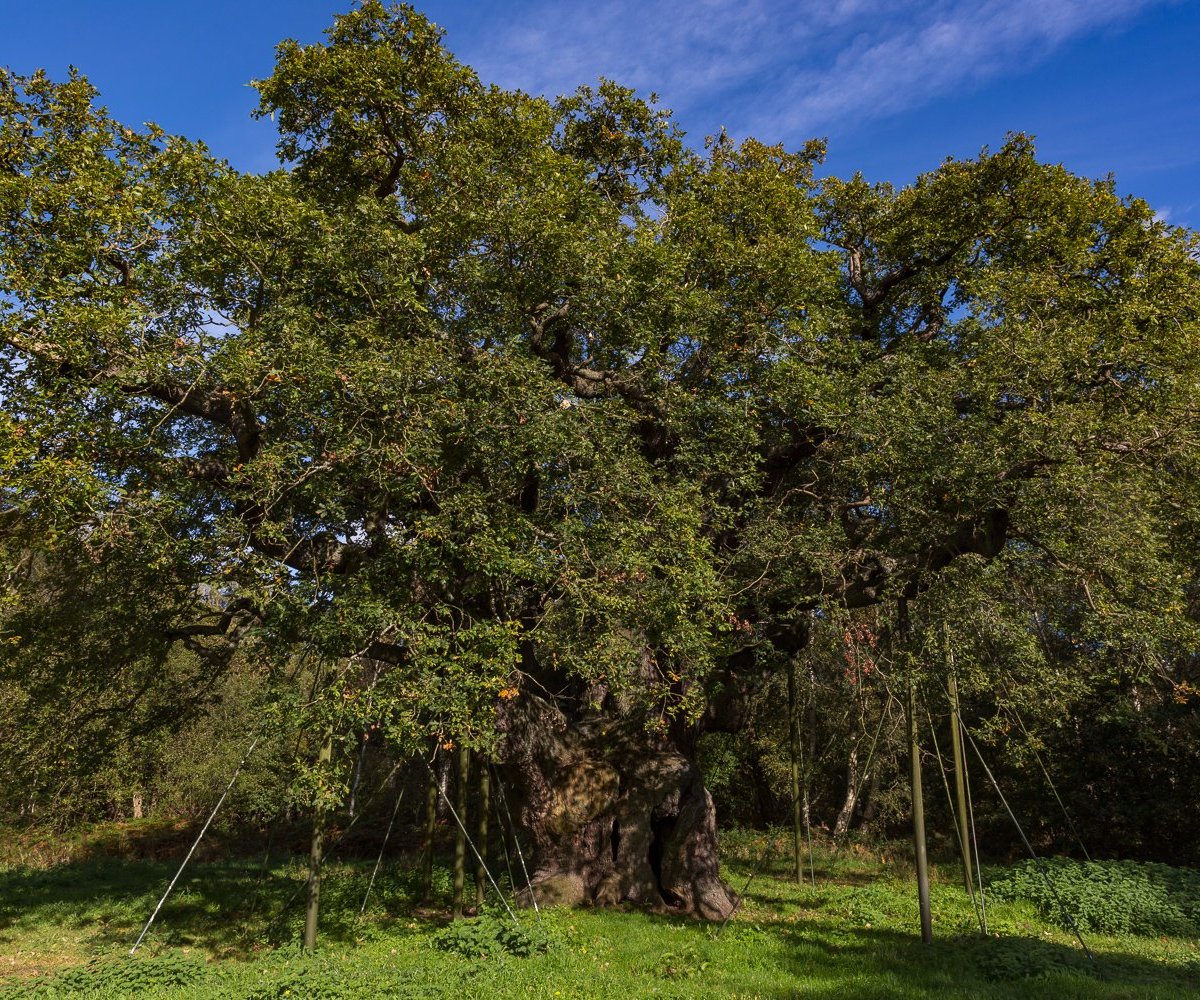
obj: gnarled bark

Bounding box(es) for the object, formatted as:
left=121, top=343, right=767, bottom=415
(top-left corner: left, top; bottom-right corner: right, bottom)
left=496, top=693, right=738, bottom=921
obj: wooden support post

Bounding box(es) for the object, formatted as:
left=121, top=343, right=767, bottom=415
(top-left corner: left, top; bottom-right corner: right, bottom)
left=804, top=660, right=818, bottom=885
left=948, top=670, right=974, bottom=896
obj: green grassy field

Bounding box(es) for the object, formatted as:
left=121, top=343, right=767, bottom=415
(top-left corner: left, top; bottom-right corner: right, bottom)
left=0, top=826, right=1196, bottom=998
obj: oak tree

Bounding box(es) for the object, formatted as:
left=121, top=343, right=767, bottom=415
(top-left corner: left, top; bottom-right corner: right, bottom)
left=3, top=2, right=1198, bottom=919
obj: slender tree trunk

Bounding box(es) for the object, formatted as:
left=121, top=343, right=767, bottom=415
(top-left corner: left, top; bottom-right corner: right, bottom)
left=900, top=600, right=932, bottom=945
left=948, top=670, right=974, bottom=895
left=907, top=685, right=933, bottom=944
left=788, top=657, right=803, bottom=884
left=303, top=733, right=333, bottom=952
left=833, top=746, right=860, bottom=839
left=804, top=660, right=818, bottom=876
left=436, top=752, right=452, bottom=821
left=421, top=756, right=438, bottom=903
left=476, top=762, right=491, bottom=909
left=132, top=792, right=144, bottom=819
left=452, top=744, right=469, bottom=919
left=806, top=660, right=818, bottom=766
left=835, top=679, right=867, bottom=839
left=347, top=731, right=367, bottom=819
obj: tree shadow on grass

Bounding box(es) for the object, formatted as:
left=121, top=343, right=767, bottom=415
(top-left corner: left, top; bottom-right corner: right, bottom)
left=714, top=915, right=1200, bottom=1000
left=0, top=853, right=442, bottom=959
left=2, top=859, right=1197, bottom=999
left=607, top=897, right=1198, bottom=1000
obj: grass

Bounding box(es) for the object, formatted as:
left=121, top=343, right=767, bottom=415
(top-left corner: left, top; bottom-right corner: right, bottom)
left=0, top=823, right=1196, bottom=998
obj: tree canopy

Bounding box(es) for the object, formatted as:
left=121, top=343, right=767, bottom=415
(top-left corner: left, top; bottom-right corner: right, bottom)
left=3, top=1, right=1199, bottom=916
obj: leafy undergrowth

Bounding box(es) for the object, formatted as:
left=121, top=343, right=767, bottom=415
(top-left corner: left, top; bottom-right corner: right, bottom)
left=989, top=858, right=1200, bottom=937
left=0, top=831, right=1196, bottom=999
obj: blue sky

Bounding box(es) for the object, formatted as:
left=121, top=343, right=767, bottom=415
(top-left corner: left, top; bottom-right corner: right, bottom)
left=4, top=0, right=1198, bottom=226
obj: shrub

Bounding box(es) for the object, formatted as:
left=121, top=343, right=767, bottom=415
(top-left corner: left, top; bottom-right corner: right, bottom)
left=432, top=914, right=551, bottom=959
left=988, top=858, right=1200, bottom=937
left=3, top=953, right=205, bottom=998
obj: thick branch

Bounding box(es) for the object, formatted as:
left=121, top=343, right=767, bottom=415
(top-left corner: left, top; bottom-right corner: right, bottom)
left=137, top=383, right=261, bottom=463
left=164, top=597, right=256, bottom=640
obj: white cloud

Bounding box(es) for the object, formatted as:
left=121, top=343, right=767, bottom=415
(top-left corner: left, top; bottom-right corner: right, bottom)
left=750, top=0, right=1165, bottom=139
left=471, top=0, right=803, bottom=101
left=451, top=0, right=1170, bottom=141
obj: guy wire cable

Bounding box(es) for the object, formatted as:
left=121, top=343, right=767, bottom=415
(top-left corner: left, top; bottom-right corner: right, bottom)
left=1004, top=702, right=1092, bottom=862
left=267, top=754, right=411, bottom=938
left=490, top=761, right=541, bottom=922
left=422, top=754, right=520, bottom=925
left=491, top=765, right=517, bottom=896
left=358, top=782, right=407, bottom=917
left=944, top=687, right=1096, bottom=967
left=131, top=735, right=260, bottom=955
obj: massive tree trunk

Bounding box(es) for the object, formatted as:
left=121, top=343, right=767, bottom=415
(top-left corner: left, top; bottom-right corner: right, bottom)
left=495, top=693, right=738, bottom=921
left=479, top=510, right=1012, bottom=921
